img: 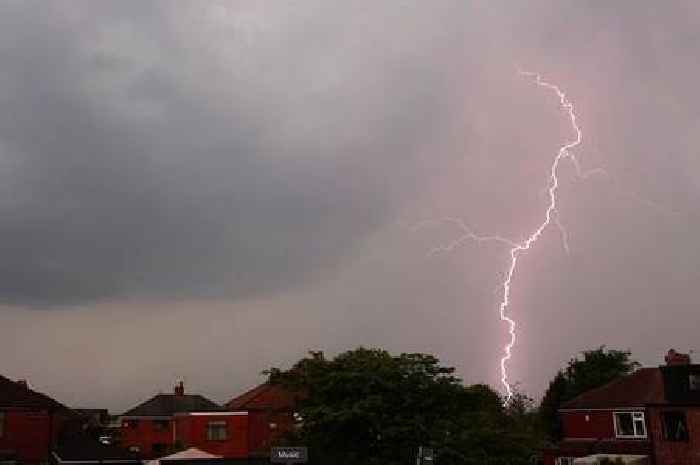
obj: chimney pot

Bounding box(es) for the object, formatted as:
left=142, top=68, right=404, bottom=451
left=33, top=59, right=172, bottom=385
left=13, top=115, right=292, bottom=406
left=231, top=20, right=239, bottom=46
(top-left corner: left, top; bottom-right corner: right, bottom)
left=174, top=381, right=184, bottom=396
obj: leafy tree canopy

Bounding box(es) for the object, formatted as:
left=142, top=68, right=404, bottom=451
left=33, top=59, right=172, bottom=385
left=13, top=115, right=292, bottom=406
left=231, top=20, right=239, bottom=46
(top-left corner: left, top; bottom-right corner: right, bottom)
left=267, top=347, right=541, bottom=465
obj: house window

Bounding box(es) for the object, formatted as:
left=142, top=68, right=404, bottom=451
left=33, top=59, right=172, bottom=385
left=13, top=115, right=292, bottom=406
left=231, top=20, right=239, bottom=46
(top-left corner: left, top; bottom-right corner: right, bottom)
left=206, top=421, right=228, bottom=441
left=689, top=374, right=700, bottom=391
left=128, top=445, right=141, bottom=453
left=124, top=419, right=139, bottom=429
left=0, top=411, right=4, bottom=438
left=555, top=458, right=575, bottom=465
left=662, top=411, right=689, bottom=442
left=614, top=411, right=647, bottom=438
left=152, top=420, right=169, bottom=432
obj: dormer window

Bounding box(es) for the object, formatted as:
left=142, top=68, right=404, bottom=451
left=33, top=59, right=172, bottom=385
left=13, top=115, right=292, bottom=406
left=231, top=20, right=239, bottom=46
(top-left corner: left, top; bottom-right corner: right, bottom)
left=614, top=411, right=647, bottom=439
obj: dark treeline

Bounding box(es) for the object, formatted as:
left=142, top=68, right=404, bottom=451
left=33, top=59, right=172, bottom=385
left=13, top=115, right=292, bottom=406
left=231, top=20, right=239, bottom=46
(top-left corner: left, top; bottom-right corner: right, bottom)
left=266, top=346, right=637, bottom=465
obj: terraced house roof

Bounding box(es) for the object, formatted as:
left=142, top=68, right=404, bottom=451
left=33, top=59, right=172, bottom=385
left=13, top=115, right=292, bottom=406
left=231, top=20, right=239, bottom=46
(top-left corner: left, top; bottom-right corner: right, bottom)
left=561, top=367, right=666, bottom=410
left=122, top=393, right=224, bottom=417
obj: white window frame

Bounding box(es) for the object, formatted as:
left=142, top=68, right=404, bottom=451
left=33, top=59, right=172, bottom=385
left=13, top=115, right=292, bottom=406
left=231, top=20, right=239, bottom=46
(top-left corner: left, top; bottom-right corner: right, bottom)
left=613, top=410, right=647, bottom=439
left=555, top=457, right=575, bottom=465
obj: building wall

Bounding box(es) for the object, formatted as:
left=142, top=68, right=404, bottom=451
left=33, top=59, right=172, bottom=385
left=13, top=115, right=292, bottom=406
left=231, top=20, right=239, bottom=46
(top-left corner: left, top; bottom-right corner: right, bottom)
left=548, top=409, right=652, bottom=465
left=561, top=411, right=616, bottom=439
left=174, top=414, right=248, bottom=458
left=174, top=416, right=190, bottom=449
left=226, top=384, right=297, bottom=456
left=649, top=406, right=700, bottom=465
left=0, top=410, right=51, bottom=465
left=248, top=411, right=294, bottom=456
left=542, top=451, right=556, bottom=465
left=119, top=418, right=174, bottom=458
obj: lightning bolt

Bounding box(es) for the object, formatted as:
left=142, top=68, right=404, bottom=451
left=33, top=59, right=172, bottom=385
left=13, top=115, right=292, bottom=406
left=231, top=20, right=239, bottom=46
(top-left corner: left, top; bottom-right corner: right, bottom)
left=417, top=70, right=585, bottom=404
left=412, top=218, right=517, bottom=255
left=493, top=69, right=584, bottom=403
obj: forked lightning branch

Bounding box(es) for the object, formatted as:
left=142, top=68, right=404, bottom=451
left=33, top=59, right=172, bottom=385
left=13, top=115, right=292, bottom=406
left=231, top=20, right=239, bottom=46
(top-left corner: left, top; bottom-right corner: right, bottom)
left=421, top=70, right=587, bottom=404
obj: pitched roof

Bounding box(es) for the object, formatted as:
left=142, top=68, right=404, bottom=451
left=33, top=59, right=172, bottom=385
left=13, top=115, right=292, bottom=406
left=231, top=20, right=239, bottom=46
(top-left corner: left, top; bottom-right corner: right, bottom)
left=122, top=394, right=224, bottom=417
left=561, top=368, right=665, bottom=410
left=54, top=436, right=141, bottom=463
left=225, top=383, right=296, bottom=411
left=0, top=374, right=71, bottom=412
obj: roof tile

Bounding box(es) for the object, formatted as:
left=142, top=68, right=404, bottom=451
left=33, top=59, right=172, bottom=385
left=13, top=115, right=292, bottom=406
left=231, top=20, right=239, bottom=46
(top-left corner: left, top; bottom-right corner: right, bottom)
left=225, top=383, right=296, bottom=411
left=122, top=394, right=223, bottom=417
left=561, top=368, right=665, bottom=409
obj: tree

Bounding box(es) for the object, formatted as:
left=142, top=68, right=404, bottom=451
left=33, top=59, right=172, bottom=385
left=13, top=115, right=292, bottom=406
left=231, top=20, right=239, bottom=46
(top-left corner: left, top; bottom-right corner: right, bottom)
left=540, top=346, right=639, bottom=439
left=267, top=347, right=542, bottom=465
left=539, top=371, right=568, bottom=439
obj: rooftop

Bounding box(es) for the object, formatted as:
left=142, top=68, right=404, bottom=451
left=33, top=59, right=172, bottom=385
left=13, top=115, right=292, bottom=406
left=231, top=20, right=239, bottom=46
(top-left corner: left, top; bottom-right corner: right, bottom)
left=0, top=374, right=71, bottom=412
left=561, top=350, right=700, bottom=410
left=225, top=382, right=297, bottom=411
left=561, top=368, right=665, bottom=410
left=122, top=393, right=224, bottom=417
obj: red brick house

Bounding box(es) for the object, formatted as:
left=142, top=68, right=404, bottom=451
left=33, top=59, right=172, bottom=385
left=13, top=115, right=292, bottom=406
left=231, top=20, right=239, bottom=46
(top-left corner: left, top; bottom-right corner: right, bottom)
left=119, top=382, right=248, bottom=459
left=0, top=375, right=76, bottom=465
left=225, top=383, right=298, bottom=457
left=545, top=350, right=700, bottom=465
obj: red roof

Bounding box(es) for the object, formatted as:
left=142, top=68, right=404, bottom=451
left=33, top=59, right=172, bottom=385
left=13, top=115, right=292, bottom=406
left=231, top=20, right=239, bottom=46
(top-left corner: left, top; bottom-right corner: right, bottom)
left=225, top=383, right=296, bottom=411
left=561, top=368, right=665, bottom=410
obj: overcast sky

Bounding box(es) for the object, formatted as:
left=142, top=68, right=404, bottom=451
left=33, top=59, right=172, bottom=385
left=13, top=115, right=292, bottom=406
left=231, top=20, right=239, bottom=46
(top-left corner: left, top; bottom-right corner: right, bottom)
left=0, top=1, right=698, bottom=411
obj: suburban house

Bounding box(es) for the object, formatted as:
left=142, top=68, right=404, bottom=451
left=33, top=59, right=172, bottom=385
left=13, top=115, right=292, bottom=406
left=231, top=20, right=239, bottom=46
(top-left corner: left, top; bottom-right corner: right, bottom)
left=544, top=350, right=700, bottom=465
left=0, top=375, right=79, bottom=465
left=119, top=382, right=248, bottom=459
left=224, top=383, right=298, bottom=457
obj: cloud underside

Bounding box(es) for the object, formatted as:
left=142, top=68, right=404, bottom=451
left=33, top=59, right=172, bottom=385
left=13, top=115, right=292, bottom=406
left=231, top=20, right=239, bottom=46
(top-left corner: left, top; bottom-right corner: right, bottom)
left=0, top=1, right=698, bottom=310
left=0, top=1, right=468, bottom=305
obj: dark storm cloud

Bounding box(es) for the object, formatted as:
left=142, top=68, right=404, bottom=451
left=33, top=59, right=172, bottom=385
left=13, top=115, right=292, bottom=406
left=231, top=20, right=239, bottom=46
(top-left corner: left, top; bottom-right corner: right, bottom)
left=0, top=1, right=469, bottom=305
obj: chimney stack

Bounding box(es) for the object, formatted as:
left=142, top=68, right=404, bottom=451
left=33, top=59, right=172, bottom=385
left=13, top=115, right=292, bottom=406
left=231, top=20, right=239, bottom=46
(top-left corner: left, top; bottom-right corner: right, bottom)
left=16, top=379, right=28, bottom=389
left=665, top=349, right=691, bottom=366
left=174, top=381, right=185, bottom=396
